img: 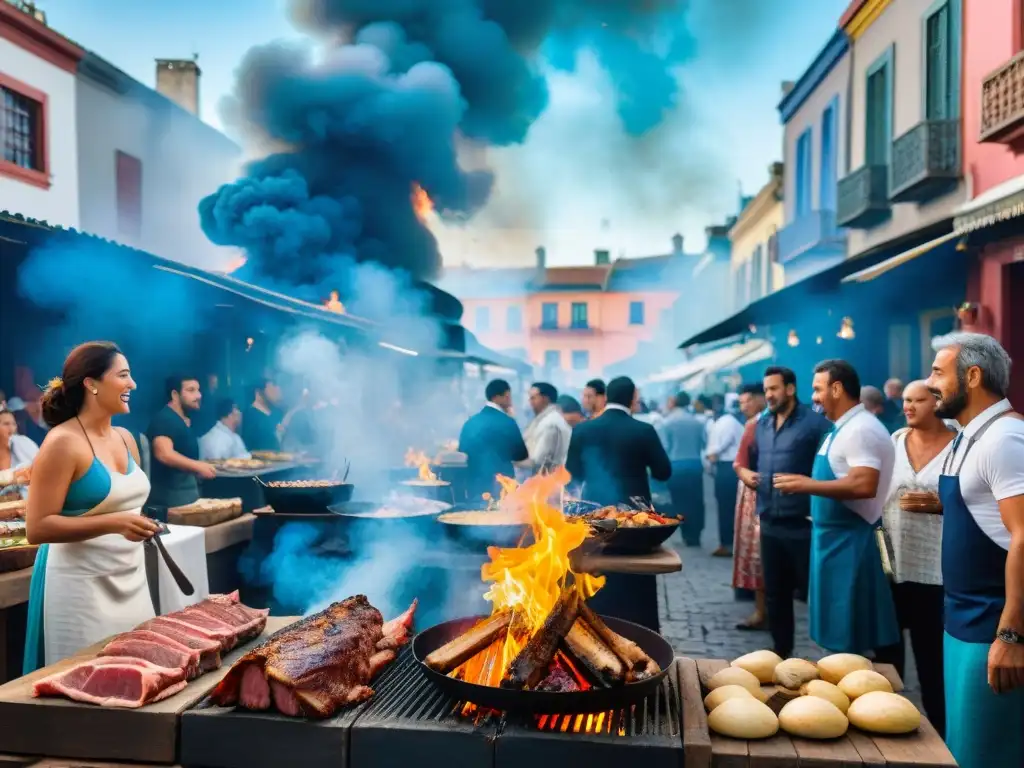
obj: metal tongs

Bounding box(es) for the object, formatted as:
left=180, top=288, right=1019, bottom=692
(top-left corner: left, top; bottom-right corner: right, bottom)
left=142, top=518, right=195, bottom=614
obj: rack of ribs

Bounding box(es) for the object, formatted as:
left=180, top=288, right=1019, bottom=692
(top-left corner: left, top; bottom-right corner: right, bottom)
left=209, top=595, right=417, bottom=718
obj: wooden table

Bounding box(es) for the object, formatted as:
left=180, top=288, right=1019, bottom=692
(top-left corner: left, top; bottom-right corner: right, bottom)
left=0, top=516, right=255, bottom=684
left=677, top=657, right=956, bottom=767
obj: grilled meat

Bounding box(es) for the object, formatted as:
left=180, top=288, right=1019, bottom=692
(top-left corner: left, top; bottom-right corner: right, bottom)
left=563, top=619, right=625, bottom=686
left=210, top=595, right=416, bottom=718
left=424, top=611, right=513, bottom=673
left=502, top=587, right=580, bottom=690
left=579, top=602, right=659, bottom=682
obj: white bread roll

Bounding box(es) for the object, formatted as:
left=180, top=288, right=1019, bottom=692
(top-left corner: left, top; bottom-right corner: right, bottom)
left=778, top=695, right=849, bottom=739
left=816, top=653, right=872, bottom=684
left=732, top=650, right=784, bottom=684
left=800, top=679, right=851, bottom=714
left=838, top=669, right=893, bottom=700
left=707, top=697, right=779, bottom=739
left=704, top=684, right=755, bottom=712
left=847, top=691, right=921, bottom=734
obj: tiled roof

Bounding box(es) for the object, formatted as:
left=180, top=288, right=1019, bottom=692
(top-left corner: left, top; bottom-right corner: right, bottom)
left=433, top=266, right=534, bottom=298
left=535, top=266, right=611, bottom=291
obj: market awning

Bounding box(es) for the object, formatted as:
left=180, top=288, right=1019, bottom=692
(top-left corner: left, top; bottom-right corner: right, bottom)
left=954, top=174, right=1024, bottom=234
left=677, top=223, right=951, bottom=347
left=841, top=231, right=959, bottom=283
left=647, top=339, right=771, bottom=383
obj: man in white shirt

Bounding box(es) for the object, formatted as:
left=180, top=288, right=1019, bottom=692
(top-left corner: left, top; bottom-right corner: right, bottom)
left=199, top=399, right=251, bottom=461
left=774, top=359, right=900, bottom=662
left=925, top=332, right=1024, bottom=768
left=517, top=382, right=571, bottom=475
left=705, top=397, right=746, bottom=557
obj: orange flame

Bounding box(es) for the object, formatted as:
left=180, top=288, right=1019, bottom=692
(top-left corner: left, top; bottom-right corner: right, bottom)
left=411, top=183, right=435, bottom=223
left=404, top=448, right=431, bottom=467
left=324, top=290, right=345, bottom=314
left=457, top=468, right=605, bottom=687
left=224, top=255, right=247, bottom=274
left=418, top=462, right=439, bottom=482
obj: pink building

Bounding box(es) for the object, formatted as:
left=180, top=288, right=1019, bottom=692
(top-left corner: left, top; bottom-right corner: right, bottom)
left=957, top=0, right=1024, bottom=403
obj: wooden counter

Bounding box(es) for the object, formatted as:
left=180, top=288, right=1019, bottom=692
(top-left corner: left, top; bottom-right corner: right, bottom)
left=677, top=657, right=956, bottom=768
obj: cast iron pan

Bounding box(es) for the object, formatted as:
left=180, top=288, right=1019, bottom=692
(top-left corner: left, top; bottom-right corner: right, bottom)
left=436, top=504, right=533, bottom=550
left=564, top=501, right=680, bottom=554
left=256, top=478, right=355, bottom=515
left=412, top=614, right=674, bottom=713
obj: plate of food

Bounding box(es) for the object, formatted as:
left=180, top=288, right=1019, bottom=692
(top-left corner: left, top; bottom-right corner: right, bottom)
left=568, top=503, right=682, bottom=553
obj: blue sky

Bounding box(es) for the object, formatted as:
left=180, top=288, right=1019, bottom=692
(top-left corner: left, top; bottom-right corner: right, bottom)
left=41, top=0, right=852, bottom=265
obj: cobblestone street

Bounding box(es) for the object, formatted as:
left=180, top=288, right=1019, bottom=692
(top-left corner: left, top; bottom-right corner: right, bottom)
left=655, top=484, right=922, bottom=706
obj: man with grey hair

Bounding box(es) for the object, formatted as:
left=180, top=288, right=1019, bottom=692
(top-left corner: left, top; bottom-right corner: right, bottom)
left=860, top=385, right=886, bottom=417
left=926, top=332, right=1024, bottom=768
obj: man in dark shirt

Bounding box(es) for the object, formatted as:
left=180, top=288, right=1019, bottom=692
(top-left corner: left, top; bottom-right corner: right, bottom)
left=241, top=378, right=284, bottom=452
left=458, top=379, right=529, bottom=500
left=746, top=366, right=831, bottom=657
left=582, top=379, right=606, bottom=419
left=566, top=376, right=672, bottom=507
left=147, top=376, right=217, bottom=507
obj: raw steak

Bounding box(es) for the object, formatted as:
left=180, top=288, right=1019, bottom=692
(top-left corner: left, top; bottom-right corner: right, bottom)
left=210, top=596, right=416, bottom=718
left=100, top=637, right=200, bottom=679
left=135, top=621, right=222, bottom=672
left=33, top=656, right=187, bottom=708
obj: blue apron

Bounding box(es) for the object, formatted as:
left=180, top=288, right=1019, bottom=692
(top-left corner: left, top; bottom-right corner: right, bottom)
left=809, top=417, right=899, bottom=653
left=939, top=408, right=1024, bottom=768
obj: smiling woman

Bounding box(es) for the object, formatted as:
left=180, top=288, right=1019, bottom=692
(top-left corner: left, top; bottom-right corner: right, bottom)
left=22, top=341, right=162, bottom=674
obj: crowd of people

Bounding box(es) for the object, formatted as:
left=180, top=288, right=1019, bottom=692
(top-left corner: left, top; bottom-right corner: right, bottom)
left=456, top=332, right=1023, bottom=768
left=2, top=331, right=1022, bottom=767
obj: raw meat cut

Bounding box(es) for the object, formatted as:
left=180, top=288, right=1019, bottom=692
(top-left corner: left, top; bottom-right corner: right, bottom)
left=210, top=596, right=417, bottom=718
left=33, top=656, right=187, bottom=708
left=33, top=594, right=269, bottom=707
left=100, top=636, right=200, bottom=680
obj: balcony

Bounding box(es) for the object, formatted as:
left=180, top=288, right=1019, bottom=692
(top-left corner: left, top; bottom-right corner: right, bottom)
left=836, top=165, right=890, bottom=229
left=889, top=119, right=961, bottom=203
left=776, top=209, right=845, bottom=265
left=533, top=323, right=599, bottom=335
left=980, top=50, right=1024, bottom=144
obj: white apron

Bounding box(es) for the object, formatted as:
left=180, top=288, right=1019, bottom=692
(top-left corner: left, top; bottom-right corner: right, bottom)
left=41, top=463, right=155, bottom=665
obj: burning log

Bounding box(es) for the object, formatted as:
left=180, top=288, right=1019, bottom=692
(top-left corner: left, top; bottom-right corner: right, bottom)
left=502, top=586, right=580, bottom=690
left=424, top=611, right=513, bottom=674
left=580, top=602, right=660, bottom=682
left=563, top=619, right=625, bottom=687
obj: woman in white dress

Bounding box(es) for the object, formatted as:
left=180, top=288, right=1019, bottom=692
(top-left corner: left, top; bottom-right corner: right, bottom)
left=0, top=408, right=39, bottom=498
left=23, top=342, right=162, bottom=672
left=882, top=380, right=956, bottom=736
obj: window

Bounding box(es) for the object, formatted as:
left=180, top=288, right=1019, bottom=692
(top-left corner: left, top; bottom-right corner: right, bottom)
left=506, top=305, right=522, bottom=331
left=865, top=48, right=894, bottom=166
left=629, top=300, right=645, bottom=325
left=820, top=99, right=838, bottom=211
left=541, top=302, right=558, bottom=329
left=751, top=245, right=764, bottom=300
left=572, top=350, right=589, bottom=370
left=795, top=129, right=813, bottom=216
left=924, top=1, right=952, bottom=120
left=544, top=350, right=560, bottom=370
left=0, top=76, right=47, bottom=188
left=570, top=302, right=588, bottom=328
left=116, top=151, right=143, bottom=238
left=474, top=306, right=491, bottom=332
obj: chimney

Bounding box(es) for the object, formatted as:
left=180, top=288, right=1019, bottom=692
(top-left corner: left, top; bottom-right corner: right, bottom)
left=535, top=246, right=547, bottom=270
left=671, top=233, right=684, bottom=256
left=769, top=161, right=784, bottom=183
left=781, top=80, right=795, bottom=98
left=594, top=249, right=610, bottom=266
left=156, top=57, right=201, bottom=116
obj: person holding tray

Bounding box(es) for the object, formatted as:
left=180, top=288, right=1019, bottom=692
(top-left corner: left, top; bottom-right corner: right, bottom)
left=22, top=341, right=162, bottom=672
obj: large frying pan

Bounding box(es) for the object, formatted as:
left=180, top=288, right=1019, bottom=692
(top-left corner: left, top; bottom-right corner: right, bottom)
left=564, top=501, right=680, bottom=554
left=327, top=499, right=452, bottom=537
left=412, top=614, right=674, bottom=713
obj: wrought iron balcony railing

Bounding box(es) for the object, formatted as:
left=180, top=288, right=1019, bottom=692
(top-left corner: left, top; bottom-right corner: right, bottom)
left=889, top=119, right=961, bottom=203
left=836, top=165, right=890, bottom=229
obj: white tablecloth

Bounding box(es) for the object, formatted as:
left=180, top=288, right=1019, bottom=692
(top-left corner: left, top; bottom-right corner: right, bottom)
left=158, top=523, right=210, bottom=613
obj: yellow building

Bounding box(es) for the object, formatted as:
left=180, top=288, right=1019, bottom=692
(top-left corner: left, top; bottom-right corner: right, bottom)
left=729, top=162, right=785, bottom=312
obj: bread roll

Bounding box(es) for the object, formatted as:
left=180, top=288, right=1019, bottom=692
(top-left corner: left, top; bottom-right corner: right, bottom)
left=731, top=650, right=783, bottom=684
left=847, top=691, right=921, bottom=734
left=707, top=697, right=779, bottom=739
left=704, top=684, right=754, bottom=712
left=707, top=666, right=766, bottom=699
left=773, top=658, right=819, bottom=690
left=816, top=653, right=872, bottom=684
left=838, top=669, right=893, bottom=700
left=778, top=695, right=849, bottom=739
left=800, top=679, right=851, bottom=714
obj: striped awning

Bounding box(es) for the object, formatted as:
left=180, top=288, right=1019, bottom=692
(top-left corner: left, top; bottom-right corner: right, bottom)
left=841, top=231, right=959, bottom=283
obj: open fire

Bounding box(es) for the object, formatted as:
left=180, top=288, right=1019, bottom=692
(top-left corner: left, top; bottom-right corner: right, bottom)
left=411, top=183, right=435, bottom=224
left=422, top=470, right=661, bottom=734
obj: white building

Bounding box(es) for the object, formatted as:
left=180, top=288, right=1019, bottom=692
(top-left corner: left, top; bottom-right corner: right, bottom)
left=76, top=54, right=242, bottom=268
left=1, top=2, right=242, bottom=268
left=0, top=0, right=83, bottom=227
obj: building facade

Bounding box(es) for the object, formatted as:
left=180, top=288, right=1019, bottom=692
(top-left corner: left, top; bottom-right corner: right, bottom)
left=837, top=0, right=965, bottom=256
left=75, top=54, right=241, bottom=269
left=729, top=163, right=785, bottom=310
left=777, top=29, right=850, bottom=285
left=437, top=239, right=695, bottom=386
left=0, top=1, right=83, bottom=227
left=955, top=0, right=1024, bottom=404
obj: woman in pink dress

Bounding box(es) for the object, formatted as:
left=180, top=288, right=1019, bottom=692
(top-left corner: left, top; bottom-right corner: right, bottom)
left=732, top=385, right=766, bottom=630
